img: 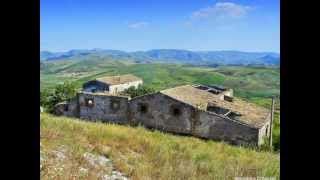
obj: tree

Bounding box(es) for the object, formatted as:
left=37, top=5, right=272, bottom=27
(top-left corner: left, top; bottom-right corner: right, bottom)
left=123, top=85, right=155, bottom=98
left=41, top=81, right=77, bottom=112
left=51, top=81, right=77, bottom=105
left=40, top=89, right=51, bottom=107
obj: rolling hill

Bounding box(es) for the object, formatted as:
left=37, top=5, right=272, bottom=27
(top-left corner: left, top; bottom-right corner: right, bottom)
left=40, top=58, right=280, bottom=100
left=40, top=49, right=280, bottom=66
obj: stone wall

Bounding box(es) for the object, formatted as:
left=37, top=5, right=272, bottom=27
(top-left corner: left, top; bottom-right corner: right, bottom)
left=258, top=112, right=271, bottom=145
left=54, top=89, right=267, bottom=146
left=193, top=110, right=259, bottom=146
left=109, top=80, right=143, bottom=94
left=78, top=92, right=130, bottom=124
left=54, top=96, right=79, bottom=117
left=129, top=92, right=193, bottom=134
left=129, top=92, right=260, bottom=146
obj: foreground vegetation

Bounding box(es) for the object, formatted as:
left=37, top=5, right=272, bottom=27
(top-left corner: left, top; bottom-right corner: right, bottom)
left=41, top=113, right=279, bottom=180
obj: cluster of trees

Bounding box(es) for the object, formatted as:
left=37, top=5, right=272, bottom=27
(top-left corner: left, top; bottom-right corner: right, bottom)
left=40, top=81, right=77, bottom=112
left=122, top=85, right=156, bottom=98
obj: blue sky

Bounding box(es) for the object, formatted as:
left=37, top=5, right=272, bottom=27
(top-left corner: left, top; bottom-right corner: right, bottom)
left=41, top=0, right=280, bottom=53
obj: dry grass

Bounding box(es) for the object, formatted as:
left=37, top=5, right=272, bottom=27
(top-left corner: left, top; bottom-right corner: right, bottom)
left=40, top=113, right=279, bottom=180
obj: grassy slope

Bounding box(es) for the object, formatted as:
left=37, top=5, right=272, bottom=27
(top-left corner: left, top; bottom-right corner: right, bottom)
left=41, top=113, right=279, bottom=180
left=40, top=60, right=280, bottom=99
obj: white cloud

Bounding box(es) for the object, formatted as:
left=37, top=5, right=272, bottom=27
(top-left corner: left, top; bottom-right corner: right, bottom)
left=191, top=2, right=252, bottom=21
left=128, top=22, right=148, bottom=29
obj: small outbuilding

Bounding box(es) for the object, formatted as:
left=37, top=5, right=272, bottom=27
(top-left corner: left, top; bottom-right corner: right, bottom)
left=82, top=74, right=143, bottom=94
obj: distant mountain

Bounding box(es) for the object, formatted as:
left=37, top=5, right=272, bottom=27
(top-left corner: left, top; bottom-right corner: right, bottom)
left=40, top=49, right=280, bottom=66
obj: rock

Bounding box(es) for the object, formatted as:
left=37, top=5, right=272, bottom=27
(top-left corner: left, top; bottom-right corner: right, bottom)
left=83, top=152, right=112, bottom=167
left=52, top=150, right=66, bottom=161
left=79, top=167, right=88, bottom=174
left=83, top=152, right=129, bottom=180
left=102, top=174, right=128, bottom=180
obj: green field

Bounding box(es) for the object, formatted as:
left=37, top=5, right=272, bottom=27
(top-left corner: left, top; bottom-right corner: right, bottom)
left=41, top=59, right=280, bottom=99
left=41, top=113, right=279, bottom=180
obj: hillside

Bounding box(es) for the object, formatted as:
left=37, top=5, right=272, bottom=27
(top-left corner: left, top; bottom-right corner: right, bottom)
left=40, top=60, right=279, bottom=99
left=40, top=113, right=279, bottom=180
left=40, top=49, right=280, bottom=66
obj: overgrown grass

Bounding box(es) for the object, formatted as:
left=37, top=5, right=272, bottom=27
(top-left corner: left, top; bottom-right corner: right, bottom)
left=41, top=113, right=279, bottom=180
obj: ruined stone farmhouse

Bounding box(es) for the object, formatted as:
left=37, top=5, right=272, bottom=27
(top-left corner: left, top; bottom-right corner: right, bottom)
left=55, top=74, right=272, bottom=146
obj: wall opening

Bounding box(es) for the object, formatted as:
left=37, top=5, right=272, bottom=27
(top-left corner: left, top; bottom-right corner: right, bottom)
left=85, top=98, right=94, bottom=107
left=170, top=105, right=181, bottom=117
left=207, top=105, right=229, bottom=115
left=265, top=125, right=269, bottom=136
left=226, top=112, right=242, bottom=120
left=110, top=100, right=120, bottom=111
left=64, top=104, right=69, bottom=111
left=138, top=103, right=148, bottom=114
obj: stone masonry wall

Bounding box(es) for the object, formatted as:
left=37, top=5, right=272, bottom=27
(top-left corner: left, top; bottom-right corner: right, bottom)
left=258, top=112, right=271, bottom=145
left=78, top=92, right=130, bottom=124
left=54, top=96, right=79, bottom=118
left=193, top=110, right=259, bottom=146
left=129, top=92, right=193, bottom=134
left=55, top=90, right=265, bottom=146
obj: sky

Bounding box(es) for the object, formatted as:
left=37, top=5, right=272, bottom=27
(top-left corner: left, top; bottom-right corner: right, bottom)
left=40, top=0, right=280, bottom=53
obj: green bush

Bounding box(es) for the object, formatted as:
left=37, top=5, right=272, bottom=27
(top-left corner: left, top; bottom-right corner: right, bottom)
left=40, top=89, right=51, bottom=107
left=123, top=84, right=156, bottom=98
left=40, top=81, right=77, bottom=112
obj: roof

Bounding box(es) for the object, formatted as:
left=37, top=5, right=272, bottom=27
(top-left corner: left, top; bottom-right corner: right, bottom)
left=160, top=85, right=270, bottom=128
left=96, top=74, right=142, bottom=85
left=78, top=91, right=131, bottom=98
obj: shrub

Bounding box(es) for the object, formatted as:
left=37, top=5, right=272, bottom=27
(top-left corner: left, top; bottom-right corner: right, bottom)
left=122, top=84, right=156, bottom=98
left=40, top=81, right=77, bottom=112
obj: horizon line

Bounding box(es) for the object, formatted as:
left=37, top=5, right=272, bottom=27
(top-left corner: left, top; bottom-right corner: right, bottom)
left=40, top=48, right=280, bottom=54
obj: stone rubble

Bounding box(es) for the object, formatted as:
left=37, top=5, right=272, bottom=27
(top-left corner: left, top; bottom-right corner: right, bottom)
left=83, top=152, right=129, bottom=180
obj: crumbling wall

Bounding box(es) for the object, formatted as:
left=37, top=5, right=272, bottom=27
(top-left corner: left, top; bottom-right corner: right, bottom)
left=53, top=96, right=79, bottom=117
left=129, top=92, right=260, bottom=146
left=109, top=80, right=143, bottom=94
left=78, top=92, right=129, bottom=124
left=129, top=92, right=193, bottom=134
left=193, top=110, right=259, bottom=146
left=53, top=88, right=265, bottom=146
left=258, top=112, right=271, bottom=145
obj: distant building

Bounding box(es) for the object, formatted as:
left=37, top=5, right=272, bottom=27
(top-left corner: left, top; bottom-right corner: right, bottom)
left=54, top=75, right=271, bottom=147
left=82, top=74, right=143, bottom=94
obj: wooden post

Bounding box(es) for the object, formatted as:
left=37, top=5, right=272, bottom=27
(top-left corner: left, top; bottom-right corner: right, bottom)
left=269, top=96, right=275, bottom=148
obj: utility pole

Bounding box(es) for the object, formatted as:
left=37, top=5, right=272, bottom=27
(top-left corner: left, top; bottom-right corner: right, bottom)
left=269, top=96, right=275, bottom=148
